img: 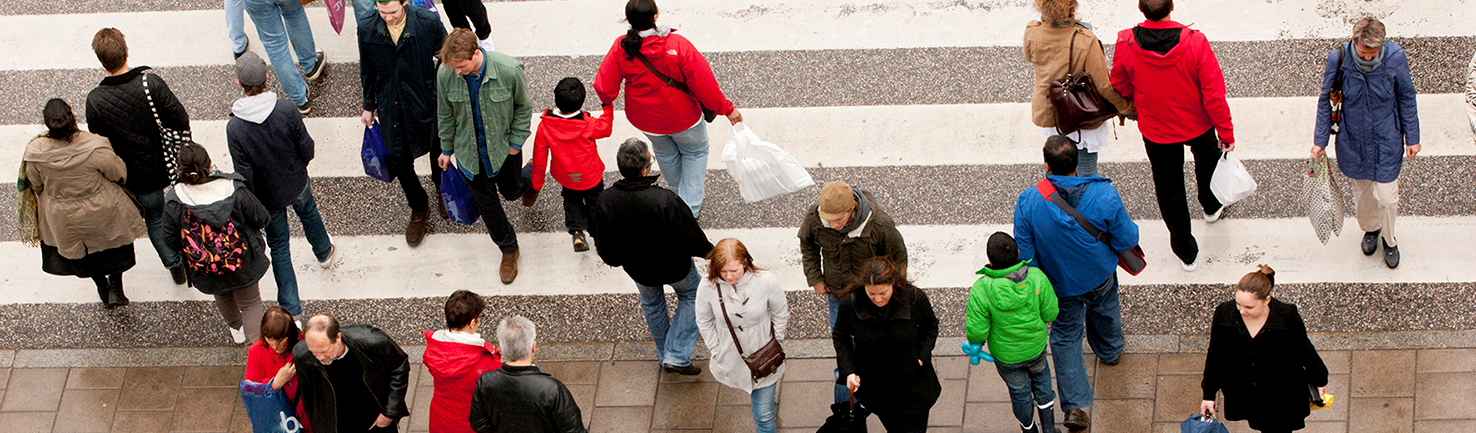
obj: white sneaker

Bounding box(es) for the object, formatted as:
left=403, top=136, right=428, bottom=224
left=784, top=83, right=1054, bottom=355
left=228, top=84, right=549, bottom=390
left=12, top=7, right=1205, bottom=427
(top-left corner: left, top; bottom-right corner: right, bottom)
left=1181, top=261, right=1198, bottom=272
left=1205, top=206, right=1224, bottom=223
left=318, top=244, right=337, bottom=269
left=478, top=38, right=496, bottom=52
left=229, top=326, right=246, bottom=344
left=294, top=320, right=302, bottom=330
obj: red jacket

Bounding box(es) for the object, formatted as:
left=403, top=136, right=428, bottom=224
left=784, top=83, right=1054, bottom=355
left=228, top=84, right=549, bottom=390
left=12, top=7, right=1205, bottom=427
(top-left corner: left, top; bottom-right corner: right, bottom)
left=422, top=330, right=502, bottom=433
left=530, top=108, right=614, bottom=191
left=594, top=30, right=734, bottom=134
left=1110, top=21, right=1235, bottom=144
left=245, top=336, right=312, bottom=433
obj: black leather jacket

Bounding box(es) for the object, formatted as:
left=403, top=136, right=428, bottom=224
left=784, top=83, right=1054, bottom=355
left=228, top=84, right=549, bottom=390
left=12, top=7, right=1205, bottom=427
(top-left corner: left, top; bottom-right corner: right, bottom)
left=292, top=324, right=411, bottom=433
left=469, top=364, right=587, bottom=433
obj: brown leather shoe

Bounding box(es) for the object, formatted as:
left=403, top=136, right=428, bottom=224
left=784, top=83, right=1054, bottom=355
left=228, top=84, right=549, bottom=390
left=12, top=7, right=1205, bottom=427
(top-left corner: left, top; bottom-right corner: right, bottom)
left=406, top=209, right=429, bottom=247
left=520, top=189, right=539, bottom=207
left=434, top=191, right=448, bottom=220
left=499, top=249, right=519, bottom=284
left=1063, top=409, right=1090, bottom=430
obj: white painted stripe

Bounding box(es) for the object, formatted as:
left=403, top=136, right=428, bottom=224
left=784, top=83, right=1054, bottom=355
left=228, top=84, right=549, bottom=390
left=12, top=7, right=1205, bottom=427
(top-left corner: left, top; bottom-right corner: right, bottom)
left=2, top=216, right=1471, bottom=305
left=5, top=94, right=1470, bottom=178
left=3, top=0, right=1470, bottom=70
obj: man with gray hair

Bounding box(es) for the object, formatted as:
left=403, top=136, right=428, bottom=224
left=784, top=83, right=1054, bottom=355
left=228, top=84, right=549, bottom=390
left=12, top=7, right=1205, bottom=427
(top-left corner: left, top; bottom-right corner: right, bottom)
left=469, top=316, right=587, bottom=433
left=1313, top=17, right=1420, bottom=268
left=591, top=138, right=714, bottom=375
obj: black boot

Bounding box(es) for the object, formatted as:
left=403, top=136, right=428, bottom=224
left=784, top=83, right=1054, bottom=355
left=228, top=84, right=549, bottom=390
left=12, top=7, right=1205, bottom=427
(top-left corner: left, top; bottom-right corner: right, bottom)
left=93, top=276, right=111, bottom=307
left=106, top=273, right=129, bottom=307
left=168, top=264, right=187, bottom=285
left=1038, top=404, right=1059, bottom=433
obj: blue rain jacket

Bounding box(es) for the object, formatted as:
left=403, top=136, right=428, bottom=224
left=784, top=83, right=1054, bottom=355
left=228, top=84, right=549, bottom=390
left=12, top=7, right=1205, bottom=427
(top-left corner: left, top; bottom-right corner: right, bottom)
left=1314, top=41, right=1420, bottom=183
left=1013, top=174, right=1139, bottom=297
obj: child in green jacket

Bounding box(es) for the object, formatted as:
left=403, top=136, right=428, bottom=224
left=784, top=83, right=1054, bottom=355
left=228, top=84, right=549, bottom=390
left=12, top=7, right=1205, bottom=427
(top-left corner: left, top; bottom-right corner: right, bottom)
left=966, top=232, right=1059, bottom=433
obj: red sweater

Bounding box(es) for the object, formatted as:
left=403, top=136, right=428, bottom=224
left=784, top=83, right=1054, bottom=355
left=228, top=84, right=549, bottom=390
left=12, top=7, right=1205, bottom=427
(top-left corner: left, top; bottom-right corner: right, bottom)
left=594, top=30, right=734, bottom=134
left=530, top=108, right=614, bottom=191
left=422, top=331, right=502, bottom=433
left=244, top=336, right=311, bottom=433
left=1110, top=20, right=1235, bottom=144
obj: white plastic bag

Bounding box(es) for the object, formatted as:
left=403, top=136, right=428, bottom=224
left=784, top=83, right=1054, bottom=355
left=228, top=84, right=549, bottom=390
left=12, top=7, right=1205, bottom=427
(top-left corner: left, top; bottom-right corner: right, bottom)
left=1210, top=151, right=1257, bottom=205
left=721, top=123, right=815, bottom=202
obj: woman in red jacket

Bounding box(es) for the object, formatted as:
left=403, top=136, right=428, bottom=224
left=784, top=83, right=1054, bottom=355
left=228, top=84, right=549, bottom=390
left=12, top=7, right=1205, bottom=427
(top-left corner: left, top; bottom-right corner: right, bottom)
left=423, top=290, right=502, bottom=433
left=244, top=307, right=311, bottom=432
left=594, top=0, right=742, bottom=219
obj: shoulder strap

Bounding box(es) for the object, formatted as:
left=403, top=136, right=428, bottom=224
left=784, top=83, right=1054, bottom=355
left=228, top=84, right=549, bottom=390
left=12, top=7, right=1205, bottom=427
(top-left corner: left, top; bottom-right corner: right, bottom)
left=634, top=52, right=693, bottom=94
left=1036, top=179, right=1113, bottom=245
left=714, top=284, right=747, bottom=356
left=1332, top=42, right=1347, bottom=92
left=1066, top=29, right=1078, bottom=74
left=138, top=71, right=165, bottom=130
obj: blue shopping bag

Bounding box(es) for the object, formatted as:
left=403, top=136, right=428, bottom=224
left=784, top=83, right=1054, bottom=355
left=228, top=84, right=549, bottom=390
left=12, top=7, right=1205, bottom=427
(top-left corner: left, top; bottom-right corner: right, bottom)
left=362, top=122, right=394, bottom=182
left=240, top=380, right=305, bottom=433
left=440, top=168, right=480, bottom=225
left=409, top=0, right=441, bottom=19
left=1180, top=414, right=1230, bottom=433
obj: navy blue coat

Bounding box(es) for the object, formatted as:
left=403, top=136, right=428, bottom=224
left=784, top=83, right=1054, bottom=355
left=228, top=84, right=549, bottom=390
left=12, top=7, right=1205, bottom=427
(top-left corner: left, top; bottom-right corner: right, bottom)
left=358, top=5, right=446, bottom=161
left=1314, top=41, right=1420, bottom=183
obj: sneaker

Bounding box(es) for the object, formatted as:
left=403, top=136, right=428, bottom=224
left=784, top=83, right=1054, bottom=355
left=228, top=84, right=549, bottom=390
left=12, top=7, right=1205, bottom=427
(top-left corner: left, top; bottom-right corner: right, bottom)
left=318, top=244, right=337, bottom=269
left=296, top=100, right=312, bottom=116
left=294, top=319, right=302, bottom=330
left=1181, top=261, right=1197, bottom=272
left=1205, top=206, right=1224, bottom=223
left=302, top=49, right=326, bottom=81
left=1383, top=240, right=1400, bottom=269
left=229, top=326, right=246, bottom=344
left=572, top=231, right=590, bottom=252
left=662, top=363, right=702, bottom=376
left=478, top=37, right=496, bottom=53
left=1362, top=230, right=1381, bottom=256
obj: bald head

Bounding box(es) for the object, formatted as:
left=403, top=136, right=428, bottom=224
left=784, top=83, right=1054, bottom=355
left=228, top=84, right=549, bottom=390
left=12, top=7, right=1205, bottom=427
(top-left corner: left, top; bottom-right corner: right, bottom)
left=1139, top=0, right=1172, bottom=21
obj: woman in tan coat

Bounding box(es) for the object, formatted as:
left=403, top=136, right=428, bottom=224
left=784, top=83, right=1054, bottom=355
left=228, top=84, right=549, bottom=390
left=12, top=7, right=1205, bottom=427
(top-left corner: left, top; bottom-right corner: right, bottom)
left=1024, top=0, right=1133, bottom=177
left=22, top=99, right=146, bottom=307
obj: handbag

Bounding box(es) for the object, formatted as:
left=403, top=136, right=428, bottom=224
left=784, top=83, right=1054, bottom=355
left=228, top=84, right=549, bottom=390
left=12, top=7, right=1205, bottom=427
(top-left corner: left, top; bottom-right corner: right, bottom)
left=634, top=53, right=717, bottom=123
left=1328, top=43, right=1347, bottom=134
left=1048, top=29, right=1120, bottom=135
left=1301, top=155, right=1345, bottom=244
left=16, top=162, right=40, bottom=247
left=439, top=168, right=481, bottom=226
left=1179, top=414, right=1230, bottom=433
left=715, top=283, right=785, bottom=383
left=1308, top=382, right=1334, bottom=410
left=140, top=71, right=190, bottom=186
left=361, top=122, right=395, bottom=182
left=1036, top=179, right=1147, bottom=275
left=240, top=380, right=306, bottom=433
left=816, top=391, right=869, bottom=433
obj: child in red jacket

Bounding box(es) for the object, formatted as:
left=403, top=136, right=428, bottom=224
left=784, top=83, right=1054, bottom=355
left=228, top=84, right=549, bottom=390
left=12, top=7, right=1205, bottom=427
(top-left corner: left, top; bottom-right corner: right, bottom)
left=423, top=290, right=502, bottom=433
left=527, top=77, right=614, bottom=251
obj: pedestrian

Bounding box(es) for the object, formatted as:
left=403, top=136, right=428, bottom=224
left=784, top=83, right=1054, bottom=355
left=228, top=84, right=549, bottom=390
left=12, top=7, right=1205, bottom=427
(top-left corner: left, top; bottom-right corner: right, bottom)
left=441, top=0, right=495, bottom=51
left=162, top=142, right=270, bottom=345
left=244, top=307, right=311, bottom=432
left=469, top=316, right=588, bottom=433
left=798, top=180, right=907, bottom=403
left=243, top=0, right=326, bottom=114
left=591, top=138, right=713, bottom=375
left=436, top=28, right=534, bottom=284
left=1110, top=0, right=1234, bottom=272
left=695, top=238, right=788, bottom=433
left=1200, top=265, right=1330, bottom=433
left=423, top=290, right=502, bottom=433
left=85, top=28, right=191, bottom=286
left=1023, top=0, right=1133, bottom=176
left=1312, top=17, right=1420, bottom=269
left=224, top=0, right=250, bottom=58
left=594, top=0, right=744, bottom=218
left=527, top=77, right=615, bottom=252
left=1013, top=136, right=1138, bottom=430
left=833, top=257, right=940, bottom=433
left=967, top=232, right=1059, bottom=433
left=294, top=314, right=412, bottom=432
left=228, top=52, right=336, bottom=320
left=22, top=99, right=146, bottom=308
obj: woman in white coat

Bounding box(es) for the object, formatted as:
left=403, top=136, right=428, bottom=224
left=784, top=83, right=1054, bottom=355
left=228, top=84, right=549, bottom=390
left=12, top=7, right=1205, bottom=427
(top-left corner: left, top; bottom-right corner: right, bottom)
left=696, top=238, right=789, bottom=433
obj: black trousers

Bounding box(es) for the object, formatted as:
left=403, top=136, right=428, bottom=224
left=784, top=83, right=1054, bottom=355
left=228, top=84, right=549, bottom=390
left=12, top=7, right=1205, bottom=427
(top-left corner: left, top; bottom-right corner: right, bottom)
left=465, top=153, right=526, bottom=254
left=1144, top=128, right=1223, bottom=265
left=386, top=122, right=443, bottom=212
left=561, top=181, right=604, bottom=235
left=441, top=0, right=491, bottom=40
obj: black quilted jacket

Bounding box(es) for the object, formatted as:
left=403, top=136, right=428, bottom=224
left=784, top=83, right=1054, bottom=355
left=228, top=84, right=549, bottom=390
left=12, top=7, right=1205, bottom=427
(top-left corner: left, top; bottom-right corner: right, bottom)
left=85, top=66, right=191, bottom=194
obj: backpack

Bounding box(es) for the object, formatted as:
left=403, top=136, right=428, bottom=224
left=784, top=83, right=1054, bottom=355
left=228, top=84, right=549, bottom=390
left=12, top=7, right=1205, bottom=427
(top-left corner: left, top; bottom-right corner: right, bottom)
left=181, top=210, right=247, bottom=275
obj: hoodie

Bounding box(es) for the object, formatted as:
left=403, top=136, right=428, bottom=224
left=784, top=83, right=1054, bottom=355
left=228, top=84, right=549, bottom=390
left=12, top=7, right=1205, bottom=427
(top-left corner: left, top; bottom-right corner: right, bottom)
left=1110, top=20, right=1235, bottom=145
left=965, top=261, right=1058, bottom=364
left=422, top=330, right=502, bottom=433
left=23, top=132, right=147, bottom=259
left=594, top=29, right=735, bottom=134
left=226, top=92, right=314, bottom=211
left=162, top=172, right=271, bottom=294
left=529, top=108, right=614, bottom=191
left=1013, top=174, right=1139, bottom=297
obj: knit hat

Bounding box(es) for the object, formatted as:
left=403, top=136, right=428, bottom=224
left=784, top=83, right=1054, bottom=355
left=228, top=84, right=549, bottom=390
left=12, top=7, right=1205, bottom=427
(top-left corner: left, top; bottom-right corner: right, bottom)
left=817, top=181, right=856, bottom=221
left=235, top=52, right=268, bottom=87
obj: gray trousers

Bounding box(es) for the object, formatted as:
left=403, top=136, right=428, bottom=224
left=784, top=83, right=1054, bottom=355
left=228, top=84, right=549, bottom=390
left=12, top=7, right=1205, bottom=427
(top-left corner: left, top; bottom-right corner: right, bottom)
left=213, top=282, right=265, bottom=344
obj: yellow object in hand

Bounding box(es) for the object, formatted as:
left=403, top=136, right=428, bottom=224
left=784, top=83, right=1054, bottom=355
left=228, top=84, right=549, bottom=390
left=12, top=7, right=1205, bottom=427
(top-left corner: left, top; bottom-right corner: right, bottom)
left=1311, top=394, right=1334, bottom=410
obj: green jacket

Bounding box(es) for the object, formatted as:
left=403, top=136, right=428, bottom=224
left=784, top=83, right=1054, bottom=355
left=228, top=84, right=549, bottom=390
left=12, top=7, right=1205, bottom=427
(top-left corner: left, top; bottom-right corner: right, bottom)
left=965, top=261, right=1058, bottom=364
left=435, top=50, right=533, bottom=176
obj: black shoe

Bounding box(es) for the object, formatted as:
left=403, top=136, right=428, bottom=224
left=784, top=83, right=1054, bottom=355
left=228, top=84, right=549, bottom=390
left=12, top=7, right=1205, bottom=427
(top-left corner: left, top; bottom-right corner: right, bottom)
left=1100, top=355, right=1121, bottom=366
left=1062, top=409, right=1090, bottom=429
left=106, top=275, right=129, bottom=307
left=96, top=280, right=111, bottom=306
left=662, top=363, right=702, bottom=376
left=572, top=231, right=589, bottom=252
left=296, top=100, right=312, bottom=116
left=1384, top=240, right=1399, bottom=269
left=169, top=264, right=187, bottom=285
left=302, top=50, right=326, bottom=81
left=233, top=39, right=249, bottom=59
left=1362, top=230, right=1381, bottom=256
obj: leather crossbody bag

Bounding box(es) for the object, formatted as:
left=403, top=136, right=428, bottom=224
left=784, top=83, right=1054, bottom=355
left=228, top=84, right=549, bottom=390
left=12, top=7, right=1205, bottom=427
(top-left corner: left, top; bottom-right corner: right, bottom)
left=715, top=283, right=785, bottom=383
left=1047, top=28, right=1120, bottom=134
left=634, top=53, right=718, bottom=123
left=1036, top=179, right=1147, bottom=275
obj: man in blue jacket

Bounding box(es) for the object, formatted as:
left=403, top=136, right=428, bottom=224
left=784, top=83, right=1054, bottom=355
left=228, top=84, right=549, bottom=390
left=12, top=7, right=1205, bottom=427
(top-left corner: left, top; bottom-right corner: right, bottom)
left=1013, top=135, right=1139, bottom=431
left=1313, top=17, right=1420, bottom=269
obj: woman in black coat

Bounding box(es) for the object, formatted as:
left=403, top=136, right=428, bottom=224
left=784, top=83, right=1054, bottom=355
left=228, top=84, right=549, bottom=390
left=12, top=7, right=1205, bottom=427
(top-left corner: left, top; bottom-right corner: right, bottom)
left=1201, top=265, right=1329, bottom=432
left=833, top=257, right=941, bottom=433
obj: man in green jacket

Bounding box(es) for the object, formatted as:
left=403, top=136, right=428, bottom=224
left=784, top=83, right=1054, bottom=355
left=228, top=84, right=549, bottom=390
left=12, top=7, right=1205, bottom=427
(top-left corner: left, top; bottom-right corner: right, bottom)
left=966, top=232, right=1059, bottom=433
left=435, top=28, right=533, bottom=284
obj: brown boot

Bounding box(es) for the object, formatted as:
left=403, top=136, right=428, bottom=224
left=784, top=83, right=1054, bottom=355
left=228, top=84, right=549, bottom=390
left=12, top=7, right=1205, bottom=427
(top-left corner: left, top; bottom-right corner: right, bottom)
left=520, top=189, right=539, bottom=207
left=499, top=248, right=519, bottom=284
left=406, top=209, right=429, bottom=247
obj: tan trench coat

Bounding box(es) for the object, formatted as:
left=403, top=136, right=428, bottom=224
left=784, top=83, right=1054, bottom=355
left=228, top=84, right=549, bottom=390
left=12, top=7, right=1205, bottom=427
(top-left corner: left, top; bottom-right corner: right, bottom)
left=1024, top=21, right=1134, bottom=129
left=23, top=132, right=146, bottom=260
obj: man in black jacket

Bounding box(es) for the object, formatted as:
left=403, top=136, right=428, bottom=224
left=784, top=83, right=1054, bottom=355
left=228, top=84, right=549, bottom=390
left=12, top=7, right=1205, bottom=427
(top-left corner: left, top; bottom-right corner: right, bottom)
left=592, top=138, right=713, bottom=375
left=294, top=314, right=411, bottom=432
left=469, top=316, right=587, bottom=433
left=85, top=28, right=191, bottom=285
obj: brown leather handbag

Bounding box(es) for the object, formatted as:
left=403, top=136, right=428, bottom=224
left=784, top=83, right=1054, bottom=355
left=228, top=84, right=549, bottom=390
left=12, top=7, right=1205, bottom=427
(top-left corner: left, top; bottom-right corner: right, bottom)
left=1048, top=29, right=1119, bottom=134
left=716, top=284, right=785, bottom=383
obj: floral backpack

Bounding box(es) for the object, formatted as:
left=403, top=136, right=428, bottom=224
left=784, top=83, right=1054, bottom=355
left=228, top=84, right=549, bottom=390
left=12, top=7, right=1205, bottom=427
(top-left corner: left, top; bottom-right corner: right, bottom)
left=180, top=210, right=247, bottom=275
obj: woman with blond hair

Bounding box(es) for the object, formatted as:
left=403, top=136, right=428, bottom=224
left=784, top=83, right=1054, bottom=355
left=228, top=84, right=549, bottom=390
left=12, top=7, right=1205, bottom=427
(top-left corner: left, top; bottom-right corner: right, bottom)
left=695, top=238, right=788, bottom=433
left=1023, top=0, right=1132, bottom=176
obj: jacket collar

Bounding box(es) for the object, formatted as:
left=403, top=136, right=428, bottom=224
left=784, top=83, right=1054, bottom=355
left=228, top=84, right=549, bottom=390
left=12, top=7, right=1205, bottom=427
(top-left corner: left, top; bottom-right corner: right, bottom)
left=613, top=175, right=661, bottom=190
left=1218, top=298, right=1291, bottom=338
left=500, top=364, right=545, bottom=376
left=1136, top=20, right=1187, bottom=30
left=99, top=66, right=149, bottom=86
left=852, top=285, right=914, bottom=322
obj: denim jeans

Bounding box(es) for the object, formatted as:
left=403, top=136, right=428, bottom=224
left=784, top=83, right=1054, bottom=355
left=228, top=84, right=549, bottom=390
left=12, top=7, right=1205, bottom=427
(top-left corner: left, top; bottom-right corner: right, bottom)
left=243, top=0, right=317, bottom=106
left=1076, top=150, right=1099, bottom=177
left=224, top=0, right=247, bottom=53
left=350, top=0, right=375, bottom=25
left=996, top=351, right=1056, bottom=429
left=827, top=296, right=849, bottom=404
left=264, top=183, right=333, bottom=316
left=635, top=262, right=701, bottom=367
left=751, top=382, right=778, bottom=433
left=643, top=121, right=709, bottom=217
left=136, top=189, right=181, bottom=268
left=1050, top=273, right=1123, bottom=411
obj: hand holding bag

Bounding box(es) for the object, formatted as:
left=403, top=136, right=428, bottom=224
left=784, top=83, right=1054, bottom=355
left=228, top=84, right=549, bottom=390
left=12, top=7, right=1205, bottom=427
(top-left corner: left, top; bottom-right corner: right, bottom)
left=722, top=123, right=816, bottom=202
left=635, top=52, right=717, bottom=123
left=1301, top=155, right=1345, bottom=244
left=361, top=122, right=395, bottom=182
left=440, top=169, right=481, bottom=225
left=1179, top=414, right=1230, bottom=433
left=240, top=380, right=305, bottom=433
left=1048, top=29, right=1120, bottom=134
left=1209, top=151, right=1257, bottom=205
left=715, top=283, right=785, bottom=383
left=1036, top=179, right=1146, bottom=275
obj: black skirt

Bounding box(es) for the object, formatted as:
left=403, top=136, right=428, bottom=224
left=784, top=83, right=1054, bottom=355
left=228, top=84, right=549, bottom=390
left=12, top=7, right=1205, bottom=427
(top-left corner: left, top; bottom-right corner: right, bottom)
left=41, top=243, right=136, bottom=278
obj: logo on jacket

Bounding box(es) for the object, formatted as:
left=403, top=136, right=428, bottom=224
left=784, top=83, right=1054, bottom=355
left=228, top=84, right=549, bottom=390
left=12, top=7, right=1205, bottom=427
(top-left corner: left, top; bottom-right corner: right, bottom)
left=667, top=50, right=678, bottom=56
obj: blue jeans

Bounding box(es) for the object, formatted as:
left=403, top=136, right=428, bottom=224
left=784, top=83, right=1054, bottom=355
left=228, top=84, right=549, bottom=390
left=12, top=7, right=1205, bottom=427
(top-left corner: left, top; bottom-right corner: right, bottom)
left=137, top=190, right=181, bottom=268
left=264, top=183, right=333, bottom=316
left=224, top=0, right=247, bottom=53
left=751, top=382, right=778, bottom=433
left=243, top=0, right=317, bottom=106
left=1050, top=273, right=1123, bottom=411
left=996, top=351, right=1056, bottom=429
left=827, top=296, right=849, bottom=404
left=351, top=0, right=376, bottom=25
left=635, top=262, right=701, bottom=367
left=1076, top=150, right=1099, bottom=177
left=643, top=121, right=709, bottom=217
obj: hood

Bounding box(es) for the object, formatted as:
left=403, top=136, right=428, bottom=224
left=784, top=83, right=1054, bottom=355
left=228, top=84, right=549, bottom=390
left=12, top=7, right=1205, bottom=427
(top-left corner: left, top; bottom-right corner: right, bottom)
left=168, top=172, right=246, bottom=227
left=613, top=174, right=661, bottom=190
left=638, top=26, right=678, bottom=57
left=976, top=261, right=1033, bottom=312
left=837, top=190, right=873, bottom=236
left=231, top=92, right=279, bottom=124
left=23, top=132, right=110, bottom=169
left=1044, top=174, right=1110, bottom=207
left=540, top=110, right=594, bottom=141
left=1129, top=21, right=1192, bottom=67
left=422, top=330, right=497, bottom=379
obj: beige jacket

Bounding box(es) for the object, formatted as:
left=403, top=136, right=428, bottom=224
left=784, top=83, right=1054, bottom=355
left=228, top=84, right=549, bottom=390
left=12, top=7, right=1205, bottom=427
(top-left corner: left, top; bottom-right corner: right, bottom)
left=1024, top=21, right=1134, bottom=129
left=23, top=132, right=146, bottom=259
